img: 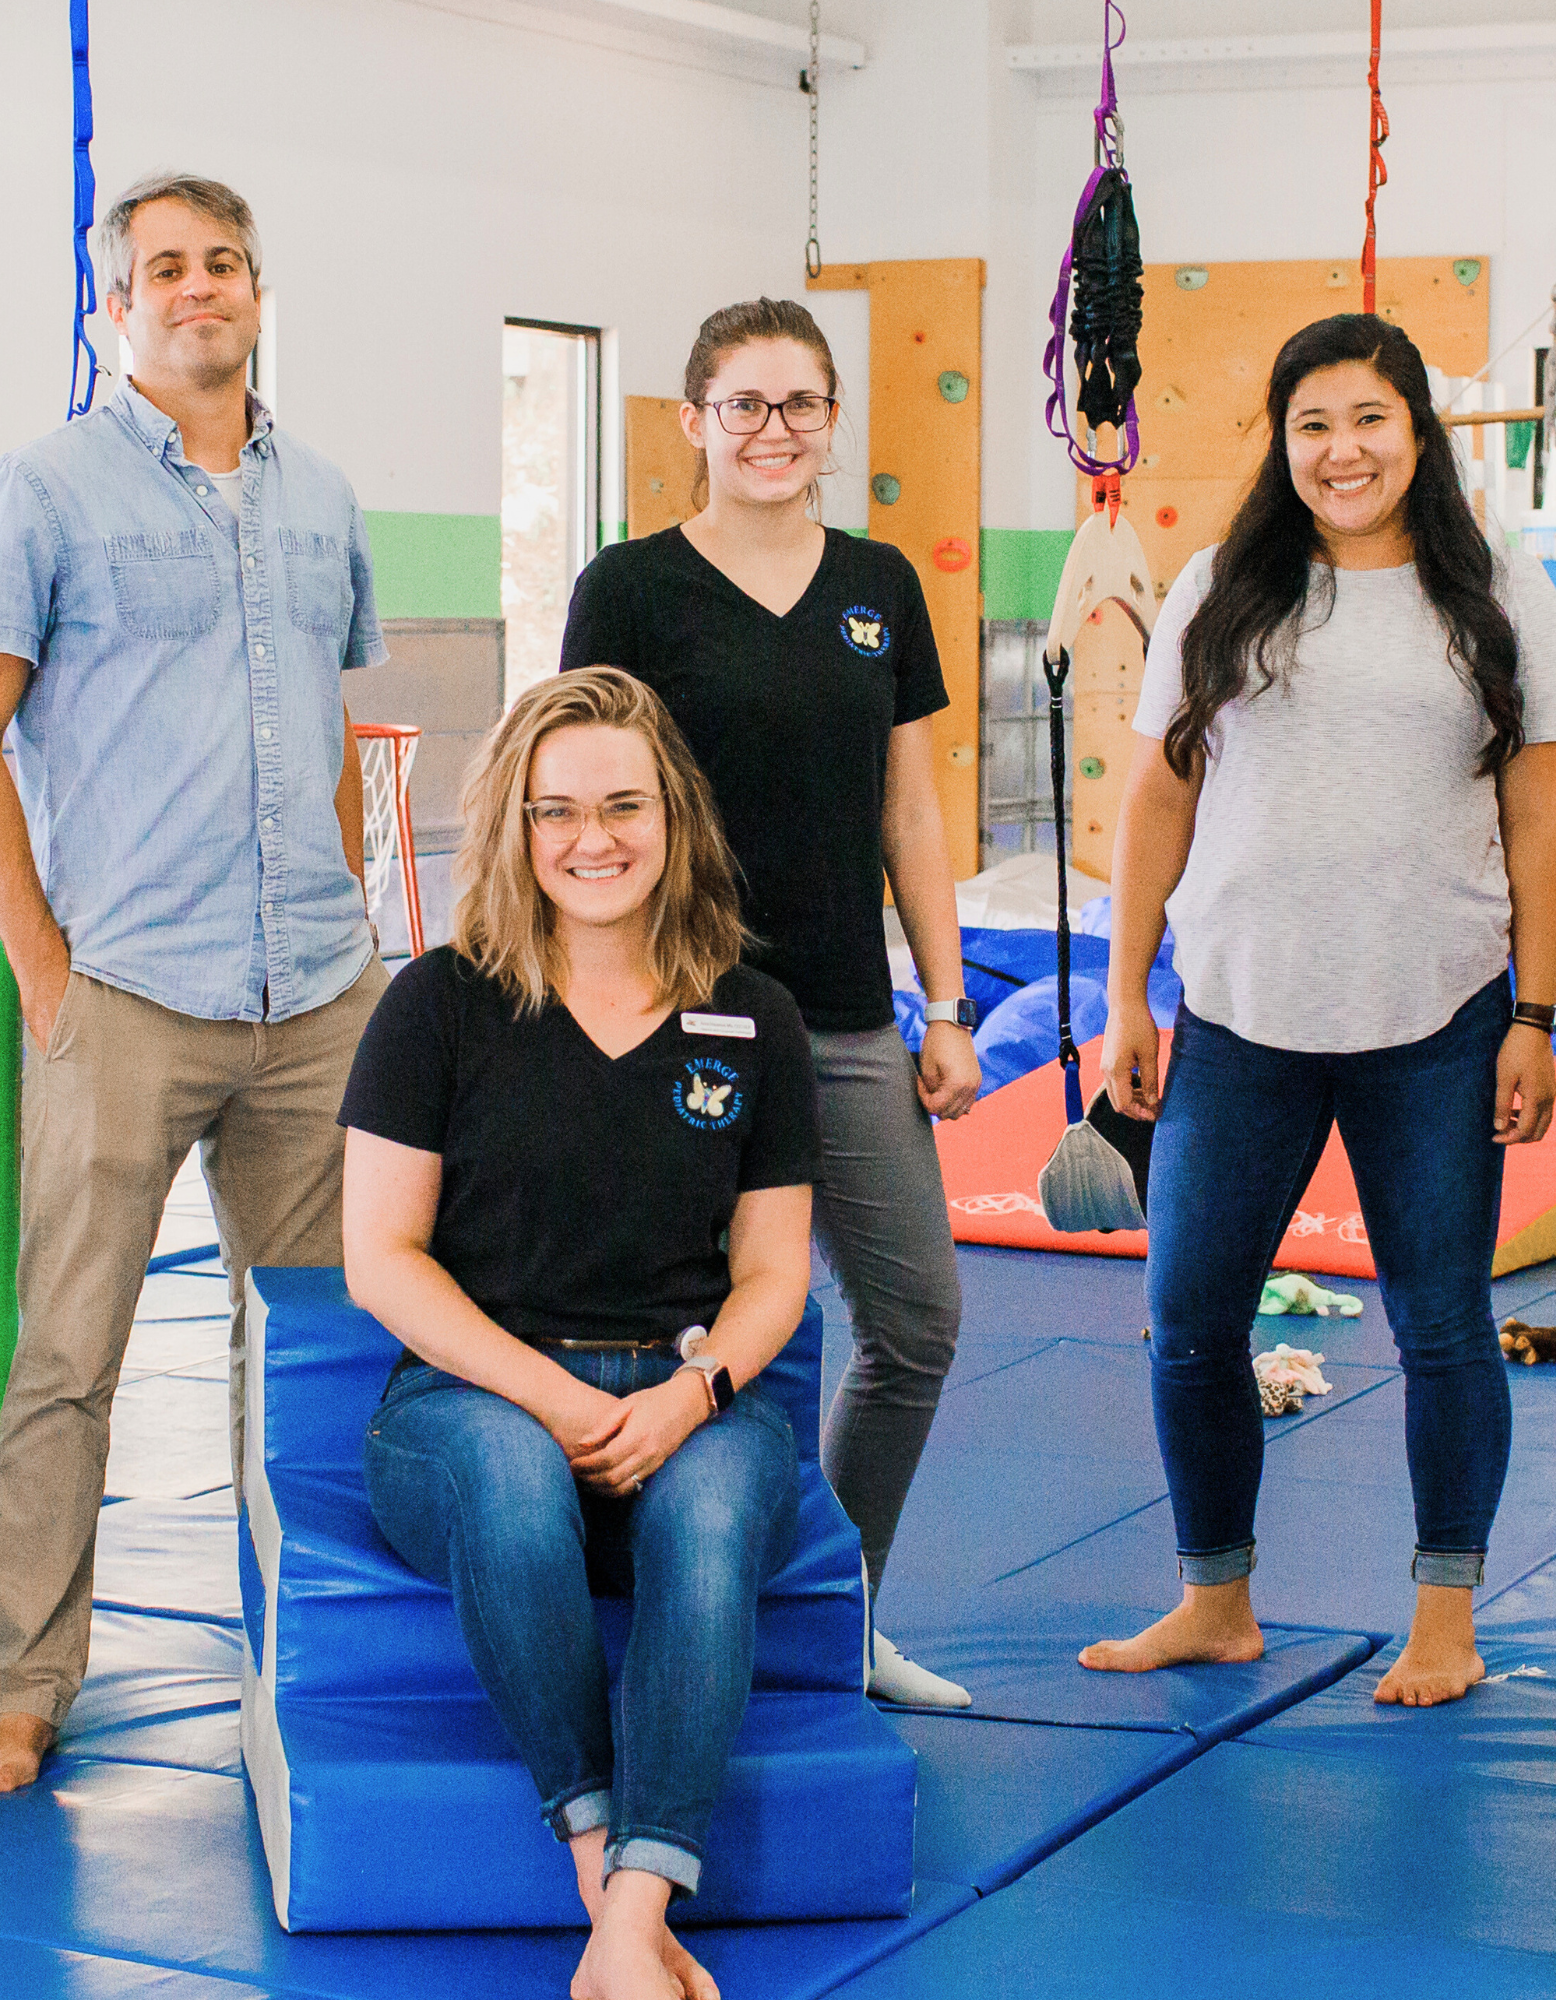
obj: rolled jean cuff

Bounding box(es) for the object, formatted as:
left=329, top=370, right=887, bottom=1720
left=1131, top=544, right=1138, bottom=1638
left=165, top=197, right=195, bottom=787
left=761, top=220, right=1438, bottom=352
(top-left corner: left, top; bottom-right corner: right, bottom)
left=548, top=1785, right=612, bottom=1842
left=1178, top=1541, right=1257, bottom=1586
left=1412, top=1548, right=1486, bottom=1588
left=604, top=1834, right=702, bottom=1899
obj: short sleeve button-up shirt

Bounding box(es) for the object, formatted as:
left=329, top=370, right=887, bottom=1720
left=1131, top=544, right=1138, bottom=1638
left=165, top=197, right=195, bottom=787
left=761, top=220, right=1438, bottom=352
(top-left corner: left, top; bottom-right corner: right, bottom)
left=0, top=381, right=384, bottom=1022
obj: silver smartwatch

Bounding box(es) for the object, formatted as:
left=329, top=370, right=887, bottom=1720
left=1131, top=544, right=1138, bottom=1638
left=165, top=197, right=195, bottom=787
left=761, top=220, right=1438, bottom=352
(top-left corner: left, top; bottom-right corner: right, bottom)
left=924, top=997, right=977, bottom=1029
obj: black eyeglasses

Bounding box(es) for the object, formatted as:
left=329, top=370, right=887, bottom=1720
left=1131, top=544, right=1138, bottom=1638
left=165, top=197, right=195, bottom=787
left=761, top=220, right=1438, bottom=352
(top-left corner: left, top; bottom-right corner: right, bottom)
left=701, top=394, right=837, bottom=435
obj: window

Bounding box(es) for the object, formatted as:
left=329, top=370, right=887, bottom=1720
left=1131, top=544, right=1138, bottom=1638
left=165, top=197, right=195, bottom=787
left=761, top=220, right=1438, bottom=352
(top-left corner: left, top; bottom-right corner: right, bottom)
left=502, top=320, right=601, bottom=704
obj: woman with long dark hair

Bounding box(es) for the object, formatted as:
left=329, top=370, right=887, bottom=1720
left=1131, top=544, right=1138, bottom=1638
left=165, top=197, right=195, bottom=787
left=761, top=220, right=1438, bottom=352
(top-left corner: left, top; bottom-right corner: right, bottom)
left=1082, top=314, right=1556, bottom=1704
left=562, top=299, right=978, bottom=1707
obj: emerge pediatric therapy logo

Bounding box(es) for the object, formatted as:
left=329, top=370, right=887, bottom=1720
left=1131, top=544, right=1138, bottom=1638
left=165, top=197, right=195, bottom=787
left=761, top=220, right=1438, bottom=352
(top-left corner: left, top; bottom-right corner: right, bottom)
left=674, top=1059, right=743, bottom=1131
left=840, top=605, right=891, bottom=657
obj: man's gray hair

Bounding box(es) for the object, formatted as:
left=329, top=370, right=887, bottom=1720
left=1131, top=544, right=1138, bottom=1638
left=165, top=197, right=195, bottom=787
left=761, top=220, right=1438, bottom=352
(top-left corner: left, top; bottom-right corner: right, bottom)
left=99, top=173, right=261, bottom=303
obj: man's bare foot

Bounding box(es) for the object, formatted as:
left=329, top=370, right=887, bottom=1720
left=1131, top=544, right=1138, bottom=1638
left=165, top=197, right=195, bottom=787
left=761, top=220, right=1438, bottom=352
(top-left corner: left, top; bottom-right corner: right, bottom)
left=1375, top=1584, right=1484, bottom=1707
left=0, top=1713, right=55, bottom=1793
left=1079, top=1581, right=1264, bottom=1674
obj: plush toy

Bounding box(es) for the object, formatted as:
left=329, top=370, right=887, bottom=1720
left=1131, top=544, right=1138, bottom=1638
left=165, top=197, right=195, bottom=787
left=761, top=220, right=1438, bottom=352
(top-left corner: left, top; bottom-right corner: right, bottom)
left=1259, top=1272, right=1363, bottom=1319
left=1252, top=1344, right=1333, bottom=1416
left=1499, top=1318, right=1556, bottom=1366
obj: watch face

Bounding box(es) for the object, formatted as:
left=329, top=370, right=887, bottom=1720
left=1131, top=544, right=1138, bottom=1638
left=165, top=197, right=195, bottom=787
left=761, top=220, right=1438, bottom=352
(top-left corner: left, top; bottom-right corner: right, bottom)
left=955, top=998, right=978, bottom=1030
left=711, top=1365, right=735, bottom=1415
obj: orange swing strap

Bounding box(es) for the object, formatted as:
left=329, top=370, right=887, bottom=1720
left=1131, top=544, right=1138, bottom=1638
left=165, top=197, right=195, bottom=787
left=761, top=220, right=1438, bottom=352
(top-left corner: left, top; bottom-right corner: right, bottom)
left=1361, top=0, right=1389, bottom=315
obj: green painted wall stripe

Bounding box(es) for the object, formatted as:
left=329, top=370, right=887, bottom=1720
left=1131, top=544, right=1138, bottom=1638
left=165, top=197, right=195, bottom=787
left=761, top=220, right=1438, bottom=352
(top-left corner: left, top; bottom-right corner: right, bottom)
left=980, top=528, right=1075, bottom=623
left=362, top=512, right=501, bottom=621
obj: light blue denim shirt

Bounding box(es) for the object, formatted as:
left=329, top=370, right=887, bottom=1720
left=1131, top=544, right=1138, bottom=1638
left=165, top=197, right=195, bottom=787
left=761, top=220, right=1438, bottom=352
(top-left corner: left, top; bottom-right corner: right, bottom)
left=0, top=381, right=383, bottom=1021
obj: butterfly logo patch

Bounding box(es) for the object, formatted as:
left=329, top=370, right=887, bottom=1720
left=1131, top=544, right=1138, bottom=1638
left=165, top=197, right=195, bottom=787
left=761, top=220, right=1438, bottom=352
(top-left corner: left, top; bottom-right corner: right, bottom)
left=840, top=604, right=891, bottom=657
left=675, top=1058, right=743, bottom=1131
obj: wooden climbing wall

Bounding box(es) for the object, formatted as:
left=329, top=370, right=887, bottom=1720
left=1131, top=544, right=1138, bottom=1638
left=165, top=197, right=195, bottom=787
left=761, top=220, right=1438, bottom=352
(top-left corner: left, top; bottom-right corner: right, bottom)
left=625, top=395, right=699, bottom=539
left=1068, top=255, right=1490, bottom=879
left=809, top=258, right=985, bottom=880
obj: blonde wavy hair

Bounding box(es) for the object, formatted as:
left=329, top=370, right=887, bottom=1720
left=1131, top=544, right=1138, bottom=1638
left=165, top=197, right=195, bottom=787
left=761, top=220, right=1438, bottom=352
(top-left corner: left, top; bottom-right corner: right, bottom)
left=451, top=667, right=748, bottom=1011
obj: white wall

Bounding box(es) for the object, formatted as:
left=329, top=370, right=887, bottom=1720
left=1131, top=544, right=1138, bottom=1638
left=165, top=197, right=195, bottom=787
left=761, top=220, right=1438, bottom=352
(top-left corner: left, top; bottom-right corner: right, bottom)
left=1, top=0, right=821, bottom=514
left=4, top=1, right=1551, bottom=538
left=1011, top=56, right=1556, bottom=530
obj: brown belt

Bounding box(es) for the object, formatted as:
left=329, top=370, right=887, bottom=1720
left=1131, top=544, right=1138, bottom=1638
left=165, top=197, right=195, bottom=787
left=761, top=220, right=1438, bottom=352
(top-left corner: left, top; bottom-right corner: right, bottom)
left=527, top=1336, right=678, bottom=1354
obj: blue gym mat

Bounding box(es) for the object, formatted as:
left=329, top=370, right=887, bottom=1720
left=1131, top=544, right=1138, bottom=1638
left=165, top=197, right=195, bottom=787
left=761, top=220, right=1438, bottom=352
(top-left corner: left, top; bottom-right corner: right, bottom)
left=0, top=1756, right=973, bottom=2000
left=55, top=1612, right=242, bottom=1776
left=6, top=1236, right=1554, bottom=1996
left=92, top=1496, right=241, bottom=1626
left=829, top=1555, right=1556, bottom=1997
left=0, top=1942, right=274, bottom=1999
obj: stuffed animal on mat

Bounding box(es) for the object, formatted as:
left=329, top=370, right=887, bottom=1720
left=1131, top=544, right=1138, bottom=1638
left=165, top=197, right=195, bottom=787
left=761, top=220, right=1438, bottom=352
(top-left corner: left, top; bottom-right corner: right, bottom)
left=1499, top=1318, right=1556, bottom=1366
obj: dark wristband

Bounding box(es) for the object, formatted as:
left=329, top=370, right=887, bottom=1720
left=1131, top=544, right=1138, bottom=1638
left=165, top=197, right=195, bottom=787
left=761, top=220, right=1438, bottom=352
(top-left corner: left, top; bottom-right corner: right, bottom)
left=1513, top=1001, right=1556, bottom=1033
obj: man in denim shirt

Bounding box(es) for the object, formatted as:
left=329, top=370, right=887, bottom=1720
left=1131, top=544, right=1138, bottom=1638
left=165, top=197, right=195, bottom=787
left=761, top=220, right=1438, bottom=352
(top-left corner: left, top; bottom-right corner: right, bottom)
left=0, top=174, right=391, bottom=1789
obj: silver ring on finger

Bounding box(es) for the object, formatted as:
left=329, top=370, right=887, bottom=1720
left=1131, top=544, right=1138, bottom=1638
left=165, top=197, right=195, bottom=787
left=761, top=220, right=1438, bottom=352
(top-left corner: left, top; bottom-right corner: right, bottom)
left=631, top=1475, right=644, bottom=1494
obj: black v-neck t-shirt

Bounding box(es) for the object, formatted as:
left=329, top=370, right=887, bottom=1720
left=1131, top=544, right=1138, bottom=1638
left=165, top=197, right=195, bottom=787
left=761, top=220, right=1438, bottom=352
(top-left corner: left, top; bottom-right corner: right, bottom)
left=560, top=527, right=949, bottom=1031
left=339, top=951, right=821, bottom=1348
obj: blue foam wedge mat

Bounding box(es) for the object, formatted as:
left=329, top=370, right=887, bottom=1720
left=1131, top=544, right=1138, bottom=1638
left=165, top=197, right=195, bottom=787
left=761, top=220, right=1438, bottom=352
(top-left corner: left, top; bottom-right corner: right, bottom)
left=0, top=1755, right=972, bottom=2000
left=103, top=1375, right=233, bottom=1502
left=0, top=1941, right=274, bottom=2000
left=55, top=1611, right=242, bottom=1776
left=242, top=1269, right=915, bottom=1931
left=886, top=1711, right=1195, bottom=1894
left=92, top=1495, right=241, bottom=1625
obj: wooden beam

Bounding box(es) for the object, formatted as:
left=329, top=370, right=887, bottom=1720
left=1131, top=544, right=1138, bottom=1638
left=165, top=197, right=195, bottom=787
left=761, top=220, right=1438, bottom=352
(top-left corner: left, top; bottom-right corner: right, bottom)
left=805, top=265, right=871, bottom=292
left=1440, top=407, right=1545, bottom=428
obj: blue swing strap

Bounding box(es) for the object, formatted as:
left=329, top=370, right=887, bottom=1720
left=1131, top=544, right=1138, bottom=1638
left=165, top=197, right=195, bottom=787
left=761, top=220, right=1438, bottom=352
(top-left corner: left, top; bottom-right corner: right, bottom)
left=1042, top=647, right=1085, bottom=1128
left=68, top=0, right=101, bottom=421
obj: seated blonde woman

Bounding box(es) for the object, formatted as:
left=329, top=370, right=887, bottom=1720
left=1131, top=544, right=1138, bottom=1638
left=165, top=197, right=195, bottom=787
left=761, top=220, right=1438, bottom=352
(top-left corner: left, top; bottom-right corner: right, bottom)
left=339, top=668, right=820, bottom=2000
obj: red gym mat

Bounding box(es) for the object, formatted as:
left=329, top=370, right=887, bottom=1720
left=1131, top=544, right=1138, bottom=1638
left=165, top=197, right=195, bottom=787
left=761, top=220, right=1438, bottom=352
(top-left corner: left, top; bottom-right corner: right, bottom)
left=936, top=1034, right=1556, bottom=1280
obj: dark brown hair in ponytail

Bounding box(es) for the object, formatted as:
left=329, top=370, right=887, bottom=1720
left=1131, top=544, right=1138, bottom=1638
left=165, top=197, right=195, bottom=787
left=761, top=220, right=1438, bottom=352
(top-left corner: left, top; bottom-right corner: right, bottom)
left=683, top=297, right=839, bottom=511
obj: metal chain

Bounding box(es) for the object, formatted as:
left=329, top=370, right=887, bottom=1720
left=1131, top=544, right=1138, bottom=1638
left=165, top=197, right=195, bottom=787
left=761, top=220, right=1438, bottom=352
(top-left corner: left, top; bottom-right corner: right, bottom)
left=805, top=1, right=821, bottom=278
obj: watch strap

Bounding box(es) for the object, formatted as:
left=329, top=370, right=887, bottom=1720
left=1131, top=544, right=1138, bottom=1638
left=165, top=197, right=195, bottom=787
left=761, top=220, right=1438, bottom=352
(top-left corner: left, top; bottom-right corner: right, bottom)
left=924, top=997, right=977, bottom=1029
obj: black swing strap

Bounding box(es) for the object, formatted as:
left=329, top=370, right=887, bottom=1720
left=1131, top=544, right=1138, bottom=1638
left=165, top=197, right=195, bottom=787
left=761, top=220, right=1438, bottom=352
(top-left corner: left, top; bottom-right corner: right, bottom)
left=1043, top=647, right=1085, bottom=1126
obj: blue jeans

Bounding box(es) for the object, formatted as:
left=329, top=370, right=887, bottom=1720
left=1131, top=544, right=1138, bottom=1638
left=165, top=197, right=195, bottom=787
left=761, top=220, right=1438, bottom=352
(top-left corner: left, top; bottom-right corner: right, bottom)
left=364, top=1348, right=799, bottom=1897
left=1146, top=975, right=1513, bottom=1590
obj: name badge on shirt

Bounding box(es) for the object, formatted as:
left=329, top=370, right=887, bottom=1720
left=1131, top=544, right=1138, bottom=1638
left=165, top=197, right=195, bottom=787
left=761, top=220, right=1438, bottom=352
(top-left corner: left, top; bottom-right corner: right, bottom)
left=681, top=1012, right=757, bottom=1039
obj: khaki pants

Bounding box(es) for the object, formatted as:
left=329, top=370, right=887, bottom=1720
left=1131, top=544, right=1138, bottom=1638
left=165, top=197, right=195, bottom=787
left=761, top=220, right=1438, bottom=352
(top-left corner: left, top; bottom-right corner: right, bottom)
left=0, top=958, right=389, bottom=1727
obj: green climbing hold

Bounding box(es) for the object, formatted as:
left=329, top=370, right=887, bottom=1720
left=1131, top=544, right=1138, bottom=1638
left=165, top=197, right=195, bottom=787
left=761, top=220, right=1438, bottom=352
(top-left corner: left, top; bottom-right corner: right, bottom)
left=937, top=370, right=970, bottom=404
left=1452, top=259, right=1482, bottom=288
left=871, top=473, right=901, bottom=506
left=1175, top=266, right=1209, bottom=291
left=1078, top=756, right=1105, bottom=779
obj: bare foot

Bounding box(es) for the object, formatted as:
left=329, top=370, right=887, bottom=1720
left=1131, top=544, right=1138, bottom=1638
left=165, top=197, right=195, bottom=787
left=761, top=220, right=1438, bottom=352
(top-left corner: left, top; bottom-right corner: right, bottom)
left=662, top=1929, right=719, bottom=2000
left=0, top=1713, right=55, bottom=1793
left=572, top=1869, right=684, bottom=2000
left=1375, top=1584, right=1484, bottom=1707
left=1079, top=1581, right=1264, bottom=1674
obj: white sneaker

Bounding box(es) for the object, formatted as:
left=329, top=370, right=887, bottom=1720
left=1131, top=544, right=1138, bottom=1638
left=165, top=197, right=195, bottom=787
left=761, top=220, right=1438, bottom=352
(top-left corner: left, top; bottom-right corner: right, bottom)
left=868, top=1631, right=972, bottom=1708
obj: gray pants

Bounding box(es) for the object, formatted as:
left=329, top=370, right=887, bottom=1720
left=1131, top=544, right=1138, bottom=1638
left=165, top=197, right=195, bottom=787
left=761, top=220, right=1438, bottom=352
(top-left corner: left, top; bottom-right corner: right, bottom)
left=810, top=1025, right=961, bottom=1595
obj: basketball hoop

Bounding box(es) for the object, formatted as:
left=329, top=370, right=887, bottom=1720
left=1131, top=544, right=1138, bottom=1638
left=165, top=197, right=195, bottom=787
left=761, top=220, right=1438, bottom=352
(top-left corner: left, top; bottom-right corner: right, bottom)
left=353, top=723, right=426, bottom=958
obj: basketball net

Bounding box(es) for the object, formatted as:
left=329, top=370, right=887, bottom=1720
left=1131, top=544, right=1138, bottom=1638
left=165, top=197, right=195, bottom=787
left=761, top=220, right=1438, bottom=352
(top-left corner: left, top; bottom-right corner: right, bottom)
left=354, top=724, right=426, bottom=957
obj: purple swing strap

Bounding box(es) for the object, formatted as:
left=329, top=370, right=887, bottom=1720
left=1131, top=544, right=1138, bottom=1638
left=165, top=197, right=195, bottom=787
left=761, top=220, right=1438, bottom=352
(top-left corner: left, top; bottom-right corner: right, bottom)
left=1042, top=0, right=1139, bottom=477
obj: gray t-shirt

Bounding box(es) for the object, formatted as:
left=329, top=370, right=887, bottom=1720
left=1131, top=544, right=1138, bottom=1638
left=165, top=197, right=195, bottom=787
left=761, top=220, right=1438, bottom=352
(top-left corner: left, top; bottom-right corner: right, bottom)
left=1133, top=546, right=1556, bottom=1052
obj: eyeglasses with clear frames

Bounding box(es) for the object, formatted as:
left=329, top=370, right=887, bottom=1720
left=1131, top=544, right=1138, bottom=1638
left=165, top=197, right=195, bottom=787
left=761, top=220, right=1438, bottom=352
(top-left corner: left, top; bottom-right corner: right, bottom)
left=523, top=794, right=662, bottom=841
left=701, top=394, right=837, bottom=435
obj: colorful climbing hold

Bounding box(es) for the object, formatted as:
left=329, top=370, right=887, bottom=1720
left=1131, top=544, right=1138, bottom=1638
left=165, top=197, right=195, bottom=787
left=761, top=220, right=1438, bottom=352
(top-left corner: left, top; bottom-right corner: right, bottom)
left=938, top=370, right=970, bottom=404
left=1453, top=258, right=1482, bottom=288
left=871, top=473, right=901, bottom=506
left=1078, top=757, right=1105, bottom=780
left=932, top=536, right=973, bottom=573
left=1155, top=505, right=1178, bottom=528
left=1174, top=266, right=1208, bottom=291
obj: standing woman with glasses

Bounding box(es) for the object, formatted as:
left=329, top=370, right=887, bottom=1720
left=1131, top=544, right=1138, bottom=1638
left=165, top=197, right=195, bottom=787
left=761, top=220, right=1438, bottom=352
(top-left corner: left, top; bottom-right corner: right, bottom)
left=562, top=298, right=979, bottom=1707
